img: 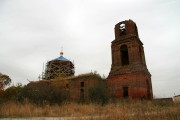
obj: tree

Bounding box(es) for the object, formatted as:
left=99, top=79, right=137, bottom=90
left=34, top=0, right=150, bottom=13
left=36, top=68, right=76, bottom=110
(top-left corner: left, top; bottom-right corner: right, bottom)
left=0, top=73, right=11, bottom=90
left=2, top=85, right=23, bottom=101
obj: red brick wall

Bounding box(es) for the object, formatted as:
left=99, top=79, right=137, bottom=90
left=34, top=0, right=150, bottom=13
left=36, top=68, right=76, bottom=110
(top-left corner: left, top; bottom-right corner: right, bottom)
left=107, top=72, right=153, bottom=99
left=69, top=79, right=96, bottom=100
left=68, top=74, right=100, bottom=101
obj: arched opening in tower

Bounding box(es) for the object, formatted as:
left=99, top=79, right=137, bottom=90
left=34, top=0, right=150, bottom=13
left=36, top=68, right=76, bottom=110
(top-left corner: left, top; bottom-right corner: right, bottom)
left=120, top=23, right=126, bottom=36
left=139, top=46, right=143, bottom=63
left=120, top=45, right=129, bottom=66
left=146, top=80, right=151, bottom=99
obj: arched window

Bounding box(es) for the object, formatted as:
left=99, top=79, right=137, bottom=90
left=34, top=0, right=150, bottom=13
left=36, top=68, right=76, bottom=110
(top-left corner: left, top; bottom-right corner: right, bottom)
left=146, top=80, right=151, bottom=99
left=120, top=45, right=129, bottom=66
left=139, top=46, right=142, bottom=63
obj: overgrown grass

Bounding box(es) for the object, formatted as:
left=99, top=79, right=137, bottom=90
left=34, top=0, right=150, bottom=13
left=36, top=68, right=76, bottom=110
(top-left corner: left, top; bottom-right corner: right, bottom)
left=0, top=100, right=179, bottom=119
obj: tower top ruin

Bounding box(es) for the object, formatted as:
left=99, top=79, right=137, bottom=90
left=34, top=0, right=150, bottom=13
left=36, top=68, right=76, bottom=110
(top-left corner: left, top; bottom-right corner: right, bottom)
left=114, top=19, right=139, bottom=40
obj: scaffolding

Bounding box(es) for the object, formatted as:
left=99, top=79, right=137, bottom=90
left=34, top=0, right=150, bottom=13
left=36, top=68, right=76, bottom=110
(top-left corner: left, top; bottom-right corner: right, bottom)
left=44, top=52, right=75, bottom=80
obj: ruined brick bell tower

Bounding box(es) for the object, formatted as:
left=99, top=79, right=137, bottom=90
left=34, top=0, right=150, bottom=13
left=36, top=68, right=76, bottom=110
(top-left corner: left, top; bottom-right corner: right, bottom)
left=107, top=19, right=153, bottom=99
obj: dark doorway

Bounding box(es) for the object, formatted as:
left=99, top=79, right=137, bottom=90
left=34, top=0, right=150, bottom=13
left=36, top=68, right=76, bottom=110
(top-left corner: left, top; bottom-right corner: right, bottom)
left=123, top=87, right=129, bottom=98
left=121, top=45, right=129, bottom=66
left=80, top=88, right=84, bottom=99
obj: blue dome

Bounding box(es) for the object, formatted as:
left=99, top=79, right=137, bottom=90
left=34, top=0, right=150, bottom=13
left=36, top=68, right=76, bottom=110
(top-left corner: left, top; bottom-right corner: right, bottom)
left=54, top=56, right=69, bottom=61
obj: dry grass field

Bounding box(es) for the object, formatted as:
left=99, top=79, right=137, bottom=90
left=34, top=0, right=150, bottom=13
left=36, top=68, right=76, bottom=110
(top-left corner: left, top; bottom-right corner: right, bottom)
left=0, top=100, right=179, bottom=120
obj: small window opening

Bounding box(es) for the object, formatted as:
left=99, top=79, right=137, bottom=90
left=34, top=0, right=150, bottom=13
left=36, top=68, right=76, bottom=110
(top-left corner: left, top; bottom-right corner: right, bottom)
left=121, top=45, right=129, bottom=66
left=66, top=83, right=69, bottom=88
left=81, top=82, right=84, bottom=87
left=123, top=87, right=129, bottom=98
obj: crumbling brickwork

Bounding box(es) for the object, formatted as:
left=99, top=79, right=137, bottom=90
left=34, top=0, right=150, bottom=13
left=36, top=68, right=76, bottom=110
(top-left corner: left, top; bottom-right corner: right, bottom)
left=107, top=19, right=153, bottom=99
left=68, top=73, right=102, bottom=101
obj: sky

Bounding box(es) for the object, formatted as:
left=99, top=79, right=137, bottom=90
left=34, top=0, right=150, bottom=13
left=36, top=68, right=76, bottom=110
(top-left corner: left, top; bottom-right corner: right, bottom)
left=0, top=0, right=180, bottom=98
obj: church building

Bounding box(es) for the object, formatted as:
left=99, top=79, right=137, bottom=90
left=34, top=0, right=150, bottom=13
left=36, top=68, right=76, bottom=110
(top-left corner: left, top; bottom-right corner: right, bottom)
left=41, top=19, right=153, bottom=100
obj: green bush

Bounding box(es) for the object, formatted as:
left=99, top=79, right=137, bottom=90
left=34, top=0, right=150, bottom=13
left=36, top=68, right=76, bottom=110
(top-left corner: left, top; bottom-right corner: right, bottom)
left=88, top=80, right=109, bottom=105
left=20, top=80, right=68, bottom=105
